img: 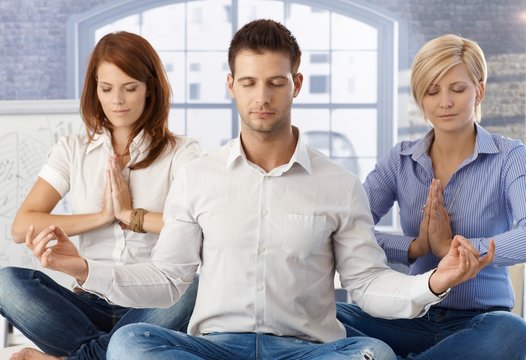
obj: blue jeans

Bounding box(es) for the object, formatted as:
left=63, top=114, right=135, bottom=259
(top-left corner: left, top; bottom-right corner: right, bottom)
left=0, top=267, right=198, bottom=360
left=107, top=324, right=396, bottom=359
left=336, top=302, right=526, bottom=360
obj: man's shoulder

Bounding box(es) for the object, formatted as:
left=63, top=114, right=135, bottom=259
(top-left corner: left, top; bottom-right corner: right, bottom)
left=305, top=144, right=360, bottom=182
left=183, top=141, right=231, bottom=171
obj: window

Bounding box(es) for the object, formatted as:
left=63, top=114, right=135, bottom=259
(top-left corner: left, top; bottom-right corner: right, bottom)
left=310, top=53, right=329, bottom=63
left=189, top=83, right=200, bottom=100
left=189, top=63, right=201, bottom=72
left=70, top=0, right=398, bottom=193
left=310, top=75, right=329, bottom=94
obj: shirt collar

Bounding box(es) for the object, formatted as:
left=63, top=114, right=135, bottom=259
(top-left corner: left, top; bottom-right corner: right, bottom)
left=226, top=126, right=312, bottom=175
left=473, top=123, right=499, bottom=155
left=294, top=129, right=312, bottom=174
left=130, top=129, right=150, bottom=154
left=85, top=129, right=108, bottom=154
left=86, top=128, right=150, bottom=155
left=401, top=123, right=500, bottom=161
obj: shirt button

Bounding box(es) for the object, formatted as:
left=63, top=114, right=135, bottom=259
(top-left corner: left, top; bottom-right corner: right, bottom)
left=262, top=209, right=269, bottom=216
left=258, top=247, right=266, bottom=254
left=257, top=319, right=264, bottom=325
left=257, top=284, right=264, bottom=291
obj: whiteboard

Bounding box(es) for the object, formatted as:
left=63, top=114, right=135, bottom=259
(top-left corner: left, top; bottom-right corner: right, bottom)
left=0, top=100, right=83, bottom=285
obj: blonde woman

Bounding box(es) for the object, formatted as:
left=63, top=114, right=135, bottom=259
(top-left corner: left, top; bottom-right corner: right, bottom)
left=337, top=34, right=526, bottom=359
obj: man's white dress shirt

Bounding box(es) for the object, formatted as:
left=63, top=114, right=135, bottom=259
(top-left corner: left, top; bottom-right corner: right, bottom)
left=83, top=129, right=442, bottom=343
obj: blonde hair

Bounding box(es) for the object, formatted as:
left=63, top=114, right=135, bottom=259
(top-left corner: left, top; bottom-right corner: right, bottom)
left=410, top=34, right=487, bottom=122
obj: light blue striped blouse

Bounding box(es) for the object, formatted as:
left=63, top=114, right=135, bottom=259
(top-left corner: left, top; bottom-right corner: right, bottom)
left=364, top=123, right=526, bottom=310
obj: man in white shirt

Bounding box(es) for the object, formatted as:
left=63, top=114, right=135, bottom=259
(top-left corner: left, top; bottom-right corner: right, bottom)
left=27, top=19, right=494, bottom=360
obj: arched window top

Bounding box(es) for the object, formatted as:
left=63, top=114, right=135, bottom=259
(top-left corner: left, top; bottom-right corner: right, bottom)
left=67, top=0, right=402, bottom=99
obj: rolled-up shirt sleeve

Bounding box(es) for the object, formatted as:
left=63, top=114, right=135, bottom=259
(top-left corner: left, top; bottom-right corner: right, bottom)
left=38, top=136, right=73, bottom=197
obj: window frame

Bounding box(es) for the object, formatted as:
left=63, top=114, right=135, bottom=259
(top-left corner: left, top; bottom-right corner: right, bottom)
left=67, top=0, right=402, bottom=156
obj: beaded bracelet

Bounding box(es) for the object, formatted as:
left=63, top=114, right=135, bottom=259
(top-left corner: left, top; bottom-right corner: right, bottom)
left=129, top=208, right=147, bottom=233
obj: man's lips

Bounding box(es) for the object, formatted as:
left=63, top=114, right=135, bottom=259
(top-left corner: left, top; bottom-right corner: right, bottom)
left=251, top=111, right=274, bottom=116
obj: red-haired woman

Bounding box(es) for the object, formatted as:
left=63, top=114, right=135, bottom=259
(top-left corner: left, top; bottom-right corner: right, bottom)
left=0, top=31, right=200, bottom=360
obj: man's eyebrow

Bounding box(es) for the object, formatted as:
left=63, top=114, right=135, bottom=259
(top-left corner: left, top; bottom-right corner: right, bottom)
left=236, top=75, right=289, bottom=82
left=236, top=76, right=256, bottom=82
left=268, top=76, right=289, bottom=81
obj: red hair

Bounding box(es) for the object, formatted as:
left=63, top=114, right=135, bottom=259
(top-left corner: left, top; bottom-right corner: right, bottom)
left=80, top=31, right=175, bottom=169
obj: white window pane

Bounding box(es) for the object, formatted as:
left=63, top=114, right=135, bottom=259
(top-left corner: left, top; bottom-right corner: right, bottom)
left=303, top=128, right=360, bottom=177
left=238, top=0, right=284, bottom=24
left=158, top=51, right=186, bottom=103
left=331, top=13, right=378, bottom=50
left=95, top=15, right=140, bottom=41
left=168, top=108, right=187, bottom=135
left=293, top=108, right=360, bottom=175
left=187, top=0, right=232, bottom=50
left=332, top=51, right=377, bottom=103
left=332, top=109, right=377, bottom=159
left=295, top=51, right=330, bottom=104
left=186, top=109, right=232, bottom=152
left=142, top=4, right=185, bottom=50
left=187, top=51, right=229, bottom=103
left=292, top=108, right=330, bottom=133
left=286, top=4, right=330, bottom=50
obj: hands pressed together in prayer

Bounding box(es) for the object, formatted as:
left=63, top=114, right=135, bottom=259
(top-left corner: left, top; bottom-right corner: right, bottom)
left=411, top=179, right=495, bottom=295
left=411, top=179, right=453, bottom=259
left=101, top=155, right=133, bottom=229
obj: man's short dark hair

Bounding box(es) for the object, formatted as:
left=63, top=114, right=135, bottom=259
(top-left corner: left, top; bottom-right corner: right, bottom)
left=228, top=19, right=301, bottom=76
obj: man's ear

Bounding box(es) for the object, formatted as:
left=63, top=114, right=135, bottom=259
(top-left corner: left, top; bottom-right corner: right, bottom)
left=293, top=73, right=303, bottom=98
left=227, top=73, right=235, bottom=98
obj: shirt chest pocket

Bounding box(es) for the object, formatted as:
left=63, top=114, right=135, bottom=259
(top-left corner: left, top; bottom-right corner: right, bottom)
left=280, top=214, right=328, bottom=259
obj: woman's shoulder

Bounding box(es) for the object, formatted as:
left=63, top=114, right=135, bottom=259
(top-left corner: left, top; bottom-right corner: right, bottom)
left=174, top=135, right=200, bottom=150
left=488, top=132, right=524, bottom=151
left=474, top=126, right=526, bottom=168
left=52, top=133, right=90, bottom=150
left=162, top=135, right=204, bottom=164
left=170, top=135, right=201, bottom=154
left=478, top=127, right=525, bottom=159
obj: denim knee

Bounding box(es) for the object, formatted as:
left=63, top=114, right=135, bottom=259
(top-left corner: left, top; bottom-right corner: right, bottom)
left=335, top=336, right=396, bottom=360
left=472, top=311, right=526, bottom=358
left=0, top=267, right=28, bottom=304
left=473, top=310, right=526, bottom=334
left=107, top=323, right=152, bottom=360
left=359, top=337, right=396, bottom=360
